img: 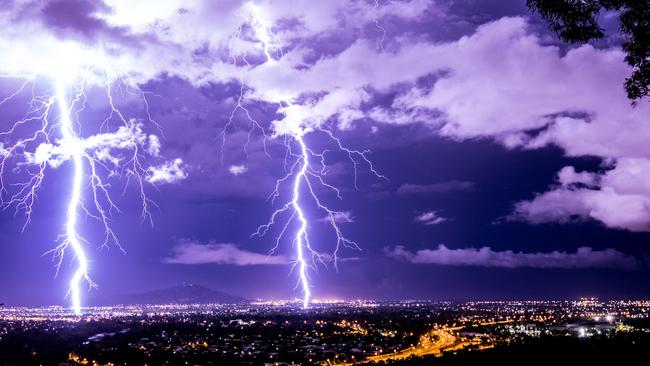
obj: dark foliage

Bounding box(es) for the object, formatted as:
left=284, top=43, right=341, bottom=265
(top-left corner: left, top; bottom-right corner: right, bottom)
left=528, top=0, right=650, bottom=102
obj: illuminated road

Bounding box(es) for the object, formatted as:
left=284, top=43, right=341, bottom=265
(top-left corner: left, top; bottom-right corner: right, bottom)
left=366, top=326, right=461, bottom=363
left=328, top=320, right=511, bottom=366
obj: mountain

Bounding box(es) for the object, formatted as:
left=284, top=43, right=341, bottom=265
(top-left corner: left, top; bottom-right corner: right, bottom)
left=100, top=284, right=244, bottom=305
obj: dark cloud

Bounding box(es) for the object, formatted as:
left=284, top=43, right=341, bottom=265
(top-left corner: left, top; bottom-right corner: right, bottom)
left=41, top=0, right=111, bottom=35
left=18, top=0, right=149, bottom=47
left=397, top=180, right=475, bottom=195
left=387, top=245, right=640, bottom=270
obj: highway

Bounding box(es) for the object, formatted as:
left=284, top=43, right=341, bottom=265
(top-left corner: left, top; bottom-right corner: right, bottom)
left=328, top=320, right=511, bottom=366
left=366, top=325, right=465, bottom=363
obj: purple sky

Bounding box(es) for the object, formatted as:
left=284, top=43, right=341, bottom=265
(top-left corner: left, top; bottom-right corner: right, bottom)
left=1, top=0, right=650, bottom=306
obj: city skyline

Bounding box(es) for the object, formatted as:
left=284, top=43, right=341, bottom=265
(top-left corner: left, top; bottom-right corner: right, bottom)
left=1, top=298, right=648, bottom=365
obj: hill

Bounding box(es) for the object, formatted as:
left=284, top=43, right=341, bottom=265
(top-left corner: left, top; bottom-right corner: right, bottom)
left=100, top=284, right=244, bottom=305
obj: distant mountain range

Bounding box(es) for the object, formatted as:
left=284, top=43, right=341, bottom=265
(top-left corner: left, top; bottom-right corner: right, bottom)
left=98, top=284, right=244, bottom=305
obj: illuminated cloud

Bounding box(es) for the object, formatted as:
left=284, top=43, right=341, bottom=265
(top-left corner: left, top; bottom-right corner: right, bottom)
left=0, top=1, right=162, bottom=81
left=228, top=164, right=248, bottom=176
left=364, top=17, right=650, bottom=232
left=0, top=0, right=434, bottom=86
left=512, top=159, right=650, bottom=232
left=162, top=240, right=289, bottom=266
left=147, top=135, right=161, bottom=157
left=319, top=211, right=355, bottom=224
left=20, top=122, right=158, bottom=169
left=387, top=245, right=639, bottom=270
left=557, top=166, right=598, bottom=187
left=414, top=211, right=447, bottom=225
left=146, top=158, right=188, bottom=184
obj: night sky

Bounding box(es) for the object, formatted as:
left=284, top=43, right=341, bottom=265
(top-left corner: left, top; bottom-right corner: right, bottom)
left=1, top=0, right=650, bottom=306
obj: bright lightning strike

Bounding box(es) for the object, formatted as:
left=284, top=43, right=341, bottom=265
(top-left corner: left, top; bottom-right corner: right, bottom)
left=0, top=57, right=160, bottom=315
left=254, top=119, right=385, bottom=309
left=290, top=134, right=312, bottom=308
left=56, top=81, right=91, bottom=316
left=226, top=3, right=386, bottom=308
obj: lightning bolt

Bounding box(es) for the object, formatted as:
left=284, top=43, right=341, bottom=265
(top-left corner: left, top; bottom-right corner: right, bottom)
left=290, top=133, right=311, bottom=308
left=56, top=80, right=92, bottom=316
left=374, top=0, right=387, bottom=52
left=225, top=3, right=386, bottom=308
left=0, top=65, right=157, bottom=315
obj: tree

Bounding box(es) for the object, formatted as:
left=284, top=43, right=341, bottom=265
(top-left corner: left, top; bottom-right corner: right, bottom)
left=527, top=0, right=650, bottom=102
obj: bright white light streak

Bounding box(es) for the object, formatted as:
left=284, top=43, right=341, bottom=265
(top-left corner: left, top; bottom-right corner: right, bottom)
left=291, top=133, right=311, bottom=308
left=56, top=81, right=92, bottom=316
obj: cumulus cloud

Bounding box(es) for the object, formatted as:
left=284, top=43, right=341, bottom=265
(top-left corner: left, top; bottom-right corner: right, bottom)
left=21, top=121, right=157, bottom=169
left=0, top=0, right=173, bottom=81
left=386, top=245, right=639, bottom=270
left=380, top=18, right=643, bottom=144
left=397, top=180, right=474, bottom=195
left=147, top=135, right=161, bottom=157
left=319, top=210, right=355, bottom=224
left=146, top=158, right=188, bottom=184
left=162, top=240, right=289, bottom=265
left=414, top=211, right=447, bottom=225
left=556, top=166, right=598, bottom=187
left=228, top=164, right=248, bottom=176
left=512, top=160, right=650, bottom=232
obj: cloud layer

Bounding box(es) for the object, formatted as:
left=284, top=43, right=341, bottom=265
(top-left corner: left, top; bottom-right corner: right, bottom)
left=513, top=160, right=650, bottom=232
left=397, top=180, right=474, bottom=195
left=414, top=211, right=447, bottom=225
left=162, top=240, right=289, bottom=266
left=147, top=158, right=188, bottom=185
left=387, top=245, right=639, bottom=270
left=4, top=1, right=648, bottom=233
